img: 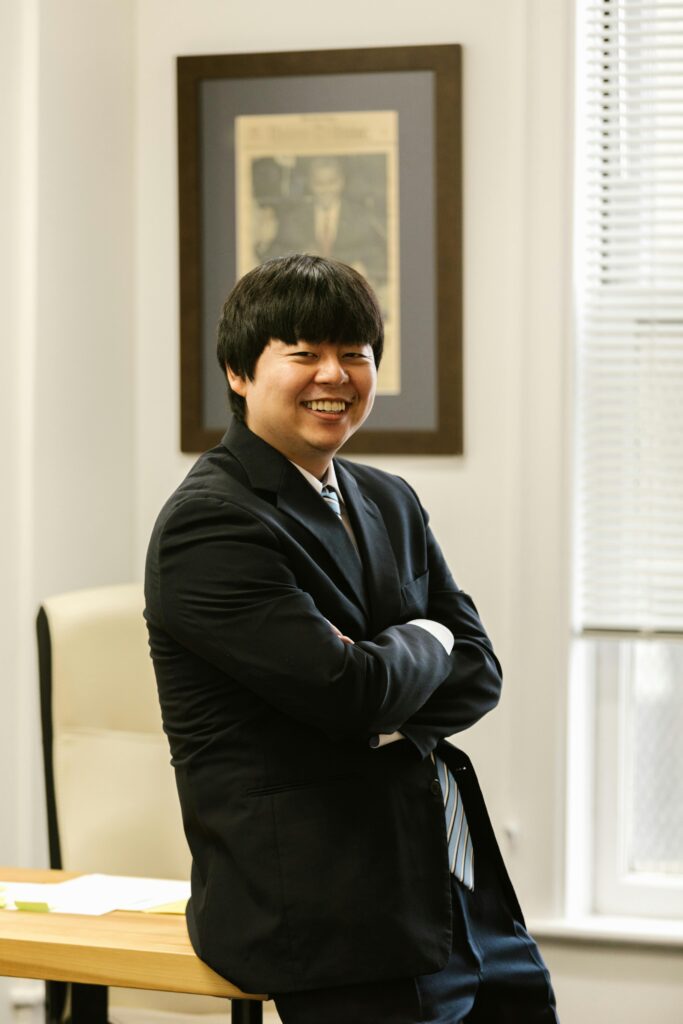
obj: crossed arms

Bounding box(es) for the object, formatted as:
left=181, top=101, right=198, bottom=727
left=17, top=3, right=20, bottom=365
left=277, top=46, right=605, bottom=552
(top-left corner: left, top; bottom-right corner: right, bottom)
left=152, top=494, right=502, bottom=753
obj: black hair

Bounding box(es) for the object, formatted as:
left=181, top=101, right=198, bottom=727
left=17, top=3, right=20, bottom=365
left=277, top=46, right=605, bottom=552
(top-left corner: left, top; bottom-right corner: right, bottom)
left=216, top=254, right=384, bottom=421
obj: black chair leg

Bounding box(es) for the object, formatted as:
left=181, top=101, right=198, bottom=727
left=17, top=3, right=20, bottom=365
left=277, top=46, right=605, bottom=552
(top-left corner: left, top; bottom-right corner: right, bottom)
left=70, top=983, right=108, bottom=1023
left=231, top=998, right=264, bottom=1023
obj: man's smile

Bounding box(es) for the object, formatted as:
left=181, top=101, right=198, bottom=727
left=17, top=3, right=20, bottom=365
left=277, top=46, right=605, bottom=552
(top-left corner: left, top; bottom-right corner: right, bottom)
left=302, top=399, right=351, bottom=413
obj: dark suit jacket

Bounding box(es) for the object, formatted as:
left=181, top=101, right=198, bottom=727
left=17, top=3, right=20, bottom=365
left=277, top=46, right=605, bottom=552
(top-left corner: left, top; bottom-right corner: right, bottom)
left=144, top=420, right=519, bottom=994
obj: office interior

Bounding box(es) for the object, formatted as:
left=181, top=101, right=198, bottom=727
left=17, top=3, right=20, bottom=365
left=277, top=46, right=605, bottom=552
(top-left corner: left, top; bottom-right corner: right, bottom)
left=1, top=1, right=681, bottom=1022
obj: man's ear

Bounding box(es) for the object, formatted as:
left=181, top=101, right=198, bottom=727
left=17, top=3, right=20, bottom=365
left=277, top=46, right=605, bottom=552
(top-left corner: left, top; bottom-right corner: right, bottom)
left=226, top=365, right=248, bottom=396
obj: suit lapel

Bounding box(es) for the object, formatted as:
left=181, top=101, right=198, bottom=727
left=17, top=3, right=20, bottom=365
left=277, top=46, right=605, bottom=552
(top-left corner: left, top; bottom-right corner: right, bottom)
left=275, top=466, right=368, bottom=610
left=222, top=421, right=368, bottom=616
left=335, top=461, right=403, bottom=634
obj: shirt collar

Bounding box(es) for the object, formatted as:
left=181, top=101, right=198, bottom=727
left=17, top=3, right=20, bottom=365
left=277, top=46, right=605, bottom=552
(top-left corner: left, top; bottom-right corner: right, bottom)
left=290, top=459, right=341, bottom=498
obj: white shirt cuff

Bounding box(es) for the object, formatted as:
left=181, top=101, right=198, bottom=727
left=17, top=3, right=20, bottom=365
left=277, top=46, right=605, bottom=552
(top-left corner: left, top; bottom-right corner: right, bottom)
left=407, top=618, right=454, bottom=655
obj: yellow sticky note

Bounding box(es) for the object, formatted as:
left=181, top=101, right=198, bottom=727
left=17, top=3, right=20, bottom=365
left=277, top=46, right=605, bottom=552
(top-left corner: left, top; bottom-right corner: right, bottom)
left=143, top=898, right=188, bottom=915
left=15, top=901, right=51, bottom=913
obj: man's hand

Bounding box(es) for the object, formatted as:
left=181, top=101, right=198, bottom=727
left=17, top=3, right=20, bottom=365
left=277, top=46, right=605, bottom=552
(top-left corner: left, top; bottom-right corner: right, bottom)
left=326, top=620, right=354, bottom=645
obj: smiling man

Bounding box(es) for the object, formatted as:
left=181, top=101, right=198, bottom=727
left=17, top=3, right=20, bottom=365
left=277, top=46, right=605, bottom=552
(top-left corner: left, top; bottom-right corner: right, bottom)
left=144, top=255, right=558, bottom=1023
left=226, top=336, right=376, bottom=478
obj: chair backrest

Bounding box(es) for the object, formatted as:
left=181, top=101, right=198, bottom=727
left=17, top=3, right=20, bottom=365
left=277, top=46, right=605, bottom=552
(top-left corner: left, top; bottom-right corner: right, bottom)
left=37, top=583, right=190, bottom=880
left=36, top=584, right=244, bottom=1021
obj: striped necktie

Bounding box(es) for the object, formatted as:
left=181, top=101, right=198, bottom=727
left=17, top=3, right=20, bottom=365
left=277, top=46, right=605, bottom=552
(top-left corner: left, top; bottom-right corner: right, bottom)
left=321, top=480, right=473, bottom=885
left=431, top=753, right=474, bottom=890
left=321, top=484, right=342, bottom=519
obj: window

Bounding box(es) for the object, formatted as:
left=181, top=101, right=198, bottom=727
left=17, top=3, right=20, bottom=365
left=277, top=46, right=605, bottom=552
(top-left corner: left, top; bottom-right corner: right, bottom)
left=573, top=0, right=683, bottom=919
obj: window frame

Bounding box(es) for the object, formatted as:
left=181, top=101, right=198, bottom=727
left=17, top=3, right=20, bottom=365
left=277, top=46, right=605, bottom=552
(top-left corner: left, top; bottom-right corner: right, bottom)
left=570, top=0, right=683, bottom=922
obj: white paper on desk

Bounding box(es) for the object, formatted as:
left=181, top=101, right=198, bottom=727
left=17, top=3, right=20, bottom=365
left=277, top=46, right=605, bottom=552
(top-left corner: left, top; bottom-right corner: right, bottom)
left=0, top=877, right=121, bottom=915
left=0, top=875, right=190, bottom=916
left=111, top=876, right=190, bottom=911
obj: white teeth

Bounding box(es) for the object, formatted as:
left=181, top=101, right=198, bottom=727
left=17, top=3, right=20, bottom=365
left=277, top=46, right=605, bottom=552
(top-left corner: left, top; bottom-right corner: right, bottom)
left=305, top=400, right=347, bottom=412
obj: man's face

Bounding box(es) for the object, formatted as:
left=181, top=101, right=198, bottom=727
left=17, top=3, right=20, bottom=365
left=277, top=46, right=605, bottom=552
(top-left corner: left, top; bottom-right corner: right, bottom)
left=227, top=339, right=377, bottom=477
left=310, top=163, right=345, bottom=209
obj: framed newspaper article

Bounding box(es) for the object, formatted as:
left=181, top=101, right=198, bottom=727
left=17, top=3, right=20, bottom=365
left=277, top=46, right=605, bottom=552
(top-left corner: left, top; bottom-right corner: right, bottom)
left=178, top=44, right=462, bottom=454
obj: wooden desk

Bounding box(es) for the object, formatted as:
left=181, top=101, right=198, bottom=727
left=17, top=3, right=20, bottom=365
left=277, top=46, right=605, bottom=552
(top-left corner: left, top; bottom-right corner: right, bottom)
left=0, top=868, right=265, bottom=1023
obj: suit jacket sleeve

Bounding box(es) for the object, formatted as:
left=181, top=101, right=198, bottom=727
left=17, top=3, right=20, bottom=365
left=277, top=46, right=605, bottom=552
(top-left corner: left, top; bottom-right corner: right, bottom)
left=399, top=514, right=503, bottom=758
left=150, top=494, right=454, bottom=742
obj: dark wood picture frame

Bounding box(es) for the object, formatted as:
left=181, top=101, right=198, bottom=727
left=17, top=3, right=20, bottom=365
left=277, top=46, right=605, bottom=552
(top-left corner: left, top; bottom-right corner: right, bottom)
left=178, top=44, right=462, bottom=455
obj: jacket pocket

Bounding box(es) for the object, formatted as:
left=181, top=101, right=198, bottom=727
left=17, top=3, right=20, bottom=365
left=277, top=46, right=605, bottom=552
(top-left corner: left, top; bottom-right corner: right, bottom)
left=246, top=773, right=361, bottom=797
left=400, top=570, right=429, bottom=617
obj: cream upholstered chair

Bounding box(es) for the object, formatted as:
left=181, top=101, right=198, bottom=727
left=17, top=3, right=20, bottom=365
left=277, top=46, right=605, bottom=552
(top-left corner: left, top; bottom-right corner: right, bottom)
left=37, top=583, right=266, bottom=1024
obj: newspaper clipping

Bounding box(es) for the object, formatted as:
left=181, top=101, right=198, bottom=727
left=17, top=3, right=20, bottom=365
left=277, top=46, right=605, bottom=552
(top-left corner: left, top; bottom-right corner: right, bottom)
left=235, top=110, right=401, bottom=395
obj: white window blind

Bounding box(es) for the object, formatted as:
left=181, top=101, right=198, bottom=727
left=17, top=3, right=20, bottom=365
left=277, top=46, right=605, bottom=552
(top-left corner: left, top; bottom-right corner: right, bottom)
left=577, top=0, right=683, bottom=635
left=574, top=0, right=683, bottom=918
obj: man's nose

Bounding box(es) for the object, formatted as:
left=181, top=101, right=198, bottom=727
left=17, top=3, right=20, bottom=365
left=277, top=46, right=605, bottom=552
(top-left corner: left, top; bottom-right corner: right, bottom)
left=315, top=354, right=348, bottom=384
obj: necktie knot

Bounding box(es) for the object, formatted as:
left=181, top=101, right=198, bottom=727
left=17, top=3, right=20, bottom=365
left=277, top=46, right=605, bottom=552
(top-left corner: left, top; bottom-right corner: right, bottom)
left=321, top=484, right=343, bottom=520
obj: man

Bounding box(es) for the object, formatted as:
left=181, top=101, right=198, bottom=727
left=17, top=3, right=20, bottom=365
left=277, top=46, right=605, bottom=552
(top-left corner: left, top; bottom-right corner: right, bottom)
left=145, top=255, right=558, bottom=1022
left=258, top=157, right=387, bottom=285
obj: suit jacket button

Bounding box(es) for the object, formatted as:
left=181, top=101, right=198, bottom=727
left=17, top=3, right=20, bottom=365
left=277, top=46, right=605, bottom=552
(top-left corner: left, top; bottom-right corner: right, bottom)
left=430, top=779, right=442, bottom=796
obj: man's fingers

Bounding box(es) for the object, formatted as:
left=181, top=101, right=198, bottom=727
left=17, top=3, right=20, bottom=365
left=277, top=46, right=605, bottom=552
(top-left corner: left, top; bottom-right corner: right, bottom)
left=325, top=619, right=355, bottom=645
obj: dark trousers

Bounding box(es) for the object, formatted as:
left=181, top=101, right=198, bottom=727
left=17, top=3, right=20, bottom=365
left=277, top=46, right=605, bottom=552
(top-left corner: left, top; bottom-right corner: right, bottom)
left=274, top=871, right=559, bottom=1024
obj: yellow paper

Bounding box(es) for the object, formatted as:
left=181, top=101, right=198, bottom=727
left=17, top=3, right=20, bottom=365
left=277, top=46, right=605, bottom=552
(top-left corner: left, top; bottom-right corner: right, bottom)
left=142, top=898, right=188, bottom=915
left=15, top=901, right=51, bottom=913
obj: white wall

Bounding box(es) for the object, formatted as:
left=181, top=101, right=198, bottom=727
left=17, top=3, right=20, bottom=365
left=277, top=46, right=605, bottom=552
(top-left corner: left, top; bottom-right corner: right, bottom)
left=542, top=940, right=683, bottom=1023
left=0, top=0, right=135, bottom=1019
left=0, top=0, right=136, bottom=862
left=1, top=7, right=37, bottom=1018
left=32, top=0, right=136, bottom=600
left=1, top=0, right=36, bottom=873
left=1, top=0, right=680, bottom=1022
